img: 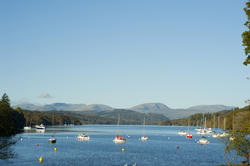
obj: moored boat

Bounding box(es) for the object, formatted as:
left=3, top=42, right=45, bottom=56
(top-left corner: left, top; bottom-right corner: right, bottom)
left=140, top=116, right=148, bottom=141
left=113, top=134, right=126, bottom=143
left=77, top=133, right=90, bottom=141
left=48, top=137, right=56, bottom=143
left=186, top=119, right=192, bottom=139
left=140, top=136, right=148, bottom=141
left=186, top=132, right=192, bottom=139
left=24, top=126, right=31, bottom=130
left=212, top=132, right=220, bottom=138
left=197, top=136, right=210, bottom=145
left=178, top=130, right=187, bottom=136
left=35, top=124, right=45, bottom=132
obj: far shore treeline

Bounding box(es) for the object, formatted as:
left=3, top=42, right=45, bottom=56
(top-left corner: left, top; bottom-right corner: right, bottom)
left=22, top=109, right=170, bottom=126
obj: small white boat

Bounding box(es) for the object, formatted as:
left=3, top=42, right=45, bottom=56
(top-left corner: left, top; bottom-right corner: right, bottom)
left=77, top=133, right=90, bottom=141
left=24, top=126, right=32, bottom=130
left=212, top=132, right=220, bottom=138
left=197, top=129, right=211, bottom=135
left=197, top=136, right=210, bottom=145
left=113, top=134, right=126, bottom=144
left=35, top=124, right=45, bottom=132
left=195, top=128, right=202, bottom=131
left=140, top=136, right=148, bottom=141
left=178, top=130, right=187, bottom=136
left=48, top=137, right=56, bottom=143
left=219, top=132, right=229, bottom=137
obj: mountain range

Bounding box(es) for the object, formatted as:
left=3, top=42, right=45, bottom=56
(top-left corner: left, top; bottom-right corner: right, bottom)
left=15, top=102, right=235, bottom=119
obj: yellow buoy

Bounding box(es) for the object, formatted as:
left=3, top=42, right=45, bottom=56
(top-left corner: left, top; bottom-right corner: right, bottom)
left=122, top=148, right=125, bottom=152
left=54, top=147, right=57, bottom=151
left=39, top=157, right=43, bottom=163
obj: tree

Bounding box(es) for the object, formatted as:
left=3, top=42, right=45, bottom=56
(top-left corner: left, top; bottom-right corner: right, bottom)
left=222, top=136, right=238, bottom=166
left=0, top=93, right=10, bottom=108
left=0, top=93, right=25, bottom=136
left=242, top=1, right=250, bottom=65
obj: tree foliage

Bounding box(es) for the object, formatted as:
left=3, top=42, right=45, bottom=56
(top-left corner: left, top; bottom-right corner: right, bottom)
left=0, top=93, right=25, bottom=136
left=0, top=93, right=10, bottom=108
left=242, top=1, right=250, bottom=65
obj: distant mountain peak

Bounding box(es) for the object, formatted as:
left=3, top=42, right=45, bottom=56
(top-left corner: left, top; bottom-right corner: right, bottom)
left=187, top=105, right=235, bottom=111
left=130, top=103, right=170, bottom=112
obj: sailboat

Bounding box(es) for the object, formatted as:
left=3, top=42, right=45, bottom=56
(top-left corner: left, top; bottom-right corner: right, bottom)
left=113, top=114, right=126, bottom=144
left=229, top=112, right=235, bottom=141
left=186, top=119, right=192, bottom=139
left=212, top=116, right=221, bottom=138
left=48, top=113, right=56, bottom=143
left=140, top=116, right=148, bottom=141
left=197, top=116, right=212, bottom=135
left=219, top=117, right=229, bottom=137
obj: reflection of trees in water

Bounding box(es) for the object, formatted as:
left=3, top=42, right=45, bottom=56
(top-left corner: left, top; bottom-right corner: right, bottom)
left=0, top=138, right=17, bottom=160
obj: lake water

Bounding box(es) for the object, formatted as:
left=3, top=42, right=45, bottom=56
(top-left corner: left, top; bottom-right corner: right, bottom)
left=0, top=125, right=244, bottom=166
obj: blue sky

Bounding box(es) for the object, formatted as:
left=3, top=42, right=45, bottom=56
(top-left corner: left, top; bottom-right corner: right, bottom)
left=0, top=0, right=249, bottom=108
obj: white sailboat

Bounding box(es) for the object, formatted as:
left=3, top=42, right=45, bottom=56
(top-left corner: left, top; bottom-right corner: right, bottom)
left=140, top=116, right=148, bottom=141
left=49, top=114, right=56, bottom=143
left=197, top=116, right=212, bottom=135
left=230, top=112, right=235, bottom=141
left=219, top=117, right=229, bottom=137
left=197, top=116, right=211, bottom=143
left=212, top=116, right=220, bottom=138
left=113, top=114, right=126, bottom=144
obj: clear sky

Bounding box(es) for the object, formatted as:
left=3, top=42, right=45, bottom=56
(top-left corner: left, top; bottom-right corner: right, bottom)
left=0, top=0, right=249, bottom=109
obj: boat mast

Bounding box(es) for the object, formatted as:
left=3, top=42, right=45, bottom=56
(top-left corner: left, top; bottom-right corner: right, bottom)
left=213, top=115, right=216, bottom=129
left=143, top=116, right=146, bottom=126
left=117, top=114, right=120, bottom=126
left=233, top=112, right=235, bottom=135
left=224, top=117, right=226, bottom=131
left=204, top=117, right=206, bottom=129
left=218, top=117, right=220, bottom=129
left=143, top=115, right=146, bottom=136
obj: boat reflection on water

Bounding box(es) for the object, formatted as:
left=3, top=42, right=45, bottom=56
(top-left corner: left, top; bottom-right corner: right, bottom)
left=0, top=138, right=17, bottom=160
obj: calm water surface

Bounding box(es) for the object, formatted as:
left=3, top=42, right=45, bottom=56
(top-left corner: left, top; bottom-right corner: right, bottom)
left=0, top=125, right=244, bottom=166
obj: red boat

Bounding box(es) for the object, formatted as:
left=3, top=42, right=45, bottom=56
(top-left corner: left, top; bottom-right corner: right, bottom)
left=186, top=132, right=192, bottom=139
